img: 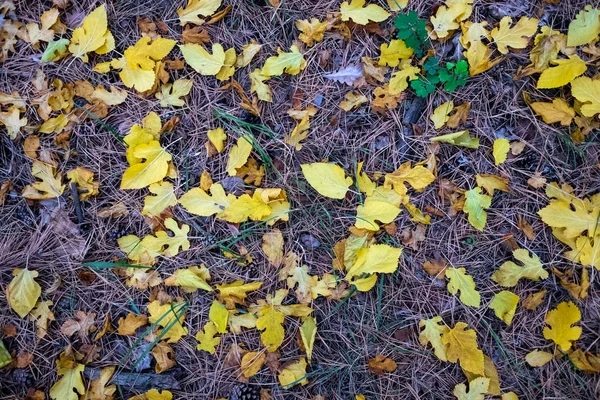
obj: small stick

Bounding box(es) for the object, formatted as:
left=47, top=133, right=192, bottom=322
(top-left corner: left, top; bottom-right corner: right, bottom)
left=71, top=182, right=84, bottom=225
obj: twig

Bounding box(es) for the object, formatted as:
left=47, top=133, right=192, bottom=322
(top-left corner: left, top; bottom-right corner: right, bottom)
left=71, top=182, right=84, bottom=225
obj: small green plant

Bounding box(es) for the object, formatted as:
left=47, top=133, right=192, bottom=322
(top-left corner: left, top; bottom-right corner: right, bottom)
left=394, top=11, right=428, bottom=57
left=410, top=57, right=469, bottom=97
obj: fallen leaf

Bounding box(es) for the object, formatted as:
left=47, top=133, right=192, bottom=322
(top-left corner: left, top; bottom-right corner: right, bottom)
left=453, top=377, right=489, bottom=400
left=490, top=290, right=519, bottom=325
left=7, top=268, right=41, bottom=318
left=340, top=0, right=390, bottom=25
left=446, top=267, right=480, bottom=308
left=117, top=313, right=148, bottom=336
left=324, top=65, right=363, bottom=86
left=526, top=350, right=553, bottom=367
left=156, top=79, right=193, bottom=107
left=543, top=301, right=581, bottom=351
left=490, top=16, right=539, bottom=54
left=368, top=354, right=397, bottom=375
left=301, top=163, right=352, bottom=199
left=278, top=358, right=308, bottom=388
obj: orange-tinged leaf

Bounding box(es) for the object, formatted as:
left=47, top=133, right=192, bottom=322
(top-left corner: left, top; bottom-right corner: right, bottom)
left=368, top=354, right=397, bottom=375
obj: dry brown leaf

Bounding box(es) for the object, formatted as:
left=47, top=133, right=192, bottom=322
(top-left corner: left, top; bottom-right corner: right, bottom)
left=117, top=313, right=148, bottom=336
left=61, top=311, right=96, bottom=342
left=262, top=229, right=284, bottom=268
left=16, top=352, right=34, bottom=368
left=510, top=141, right=526, bottom=155
left=165, top=58, right=186, bottom=70
left=206, top=5, right=233, bottom=25
left=97, top=202, right=129, bottom=218
left=553, top=268, right=589, bottom=300
left=2, top=323, right=17, bottom=337
left=517, top=216, right=536, bottom=240
left=368, top=354, right=397, bottom=375
left=446, top=103, right=470, bottom=128
left=152, top=341, right=176, bottom=373
left=522, top=289, right=546, bottom=311
left=423, top=258, right=447, bottom=279
left=527, top=172, right=546, bottom=188
left=182, top=26, right=211, bottom=44
left=0, top=180, right=13, bottom=207
left=24, top=135, right=39, bottom=159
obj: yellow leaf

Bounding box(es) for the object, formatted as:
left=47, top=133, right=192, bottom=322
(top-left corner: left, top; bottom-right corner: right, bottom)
left=179, top=183, right=234, bottom=218
left=120, top=141, right=172, bottom=189
left=388, top=63, right=420, bottom=94
left=90, top=86, right=128, bottom=106
left=301, top=162, right=352, bottom=199
left=148, top=301, right=188, bottom=343
left=206, top=127, right=227, bottom=153
left=525, top=350, right=553, bottom=367
left=355, top=197, right=401, bottom=231
left=249, top=69, right=272, bottom=102
left=22, top=160, right=65, bottom=200
left=490, top=290, right=519, bottom=325
left=431, top=2, right=469, bottom=39
left=464, top=40, right=503, bottom=76
left=492, top=138, right=510, bottom=165
left=0, top=106, right=27, bottom=139
left=49, top=355, right=85, bottom=400
left=222, top=192, right=271, bottom=223
left=262, top=229, right=284, bottom=267
left=256, top=305, right=285, bottom=352
left=7, top=268, right=41, bottom=318
left=340, top=0, right=390, bottom=25
left=300, top=316, right=317, bottom=363
left=142, top=181, right=177, bottom=217
left=543, top=301, right=581, bottom=351
left=430, top=130, right=480, bottom=149
left=215, top=47, right=237, bottom=81
left=209, top=300, right=229, bottom=334
left=340, top=91, right=368, bottom=111
left=571, top=76, right=600, bottom=117
left=446, top=267, right=480, bottom=308
left=261, top=45, right=306, bottom=76
left=537, top=56, right=587, bottom=89
left=568, top=349, right=600, bottom=373
left=442, top=322, right=484, bottom=375
left=462, top=355, right=501, bottom=396
left=345, top=244, right=402, bottom=280
left=164, top=265, right=212, bottom=293
left=241, top=351, right=266, bottom=378
left=296, top=18, right=328, bottom=47
left=567, top=5, right=600, bottom=47
left=492, top=249, right=548, bottom=287
left=117, top=313, right=148, bottom=336
left=530, top=98, right=575, bottom=125
left=356, top=161, right=376, bottom=195
left=83, top=365, right=116, bottom=400
left=460, top=21, right=490, bottom=48
left=378, top=39, right=413, bottom=67
left=155, top=79, right=193, bottom=107
left=387, top=0, right=408, bottom=10
left=39, top=113, right=69, bottom=134
left=68, top=4, right=114, bottom=62
left=30, top=300, right=55, bottom=338
left=538, top=192, right=600, bottom=238
left=22, top=9, right=59, bottom=48
left=475, top=174, right=509, bottom=197
left=278, top=358, right=308, bottom=388
left=195, top=321, right=220, bottom=354
left=67, top=167, right=99, bottom=200
left=431, top=101, right=454, bottom=129
left=226, top=135, right=253, bottom=176
left=453, top=377, right=489, bottom=400
left=419, top=316, right=449, bottom=361
left=490, top=16, right=539, bottom=54
left=115, top=37, right=176, bottom=92
left=286, top=114, right=310, bottom=151
left=177, top=0, right=222, bottom=26
left=216, top=280, right=263, bottom=308
left=463, top=187, right=491, bottom=231
left=236, top=40, right=262, bottom=67
left=385, top=161, right=435, bottom=194
left=180, top=43, right=226, bottom=75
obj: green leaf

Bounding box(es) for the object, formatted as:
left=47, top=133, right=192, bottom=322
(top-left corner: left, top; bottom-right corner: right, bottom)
left=394, top=11, right=428, bottom=57
left=411, top=78, right=436, bottom=98
left=42, top=38, right=70, bottom=62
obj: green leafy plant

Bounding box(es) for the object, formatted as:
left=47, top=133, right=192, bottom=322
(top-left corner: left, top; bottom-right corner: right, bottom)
left=410, top=58, right=469, bottom=97
left=394, top=11, right=428, bottom=57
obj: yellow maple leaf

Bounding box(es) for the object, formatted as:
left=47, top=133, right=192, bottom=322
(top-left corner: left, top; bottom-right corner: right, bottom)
left=461, top=355, right=501, bottom=396
left=463, top=187, right=491, bottom=231
left=490, top=290, right=519, bottom=325
left=90, top=85, right=128, bottom=106
left=68, top=4, right=114, bottom=62
left=121, top=141, right=172, bottom=190
left=195, top=321, right=220, bottom=354
left=207, top=127, right=227, bottom=152
left=117, top=313, right=148, bottom=336
left=177, top=0, right=222, bottom=26
left=142, top=181, right=177, bottom=217
left=475, top=174, right=509, bottom=197
left=464, top=40, right=503, bottom=76
left=431, top=101, right=454, bottom=129
left=340, top=0, right=390, bottom=25
left=22, top=159, right=65, bottom=200
left=340, top=91, right=368, bottom=111
left=155, top=79, right=193, bottom=107
left=571, top=76, right=600, bottom=117
left=460, top=21, right=490, bottom=48
left=226, top=135, right=253, bottom=176
left=442, top=322, right=485, bottom=375
left=431, top=2, right=469, bottom=39
left=216, top=280, right=263, bottom=308
left=67, top=167, right=99, bottom=200
left=0, top=106, right=27, bottom=139
left=249, top=69, right=272, bottom=102
left=148, top=301, right=188, bottom=343
left=286, top=114, right=310, bottom=150
left=278, top=358, right=308, bottom=388
left=296, top=18, right=328, bottom=47
left=567, top=5, right=600, bottom=47
left=164, top=265, right=212, bottom=293
left=261, top=45, right=306, bottom=76
left=490, top=16, right=539, bottom=54
left=491, top=249, right=548, bottom=287
left=492, top=138, right=510, bottom=166
left=537, top=56, right=587, bottom=89
left=345, top=244, right=402, bottom=281
left=538, top=187, right=600, bottom=238
left=530, top=98, right=575, bottom=126
left=222, top=192, right=271, bottom=223
left=453, top=377, right=489, bottom=400
left=301, top=162, right=352, bottom=199
left=49, top=352, right=85, bottom=400
left=543, top=301, right=581, bottom=351
left=178, top=183, right=234, bottom=217
left=7, top=268, right=41, bottom=318
left=39, top=113, right=69, bottom=134
left=446, top=267, right=480, bottom=308
left=30, top=300, right=55, bottom=338
left=236, top=40, right=262, bottom=67
left=385, top=161, right=435, bottom=195
left=22, top=8, right=59, bottom=48
left=388, top=62, right=420, bottom=94
left=256, top=304, right=285, bottom=352
left=419, top=316, right=449, bottom=361
left=241, top=351, right=266, bottom=378
left=378, top=39, right=413, bottom=67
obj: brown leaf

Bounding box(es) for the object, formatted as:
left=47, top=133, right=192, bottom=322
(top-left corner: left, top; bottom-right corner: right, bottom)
left=368, top=354, right=397, bottom=375
left=383, top=221, right=397, bottom=236
left=78, top=270, right=97, bottom=286
left=181, top=26, right=211, bottom=44
left=165, top=58, right=186, bottom=70
left=400, top=224, right=426, bottom=250
left=24, top=135, right=39, bottom=159
left=2, top=323, right=17, bottom=337
left=16, top=352, right=34, bottom=368
left=97, top=202, right=129, bottom=218
left=60, top=311, right=96, bottom=342
left=52, top=0, right=69, bottom=8
left=393, top=327, right=411, bottom=342
left=553, top=268, right=589, bottom=300
left=446, top=103, right=470, bottom=128
left=527, top=172, right=546, bottom=189
left=522, top=289, right=546, bottom=311
left=265, top=350, right=280, bottom=374
left=510, top=141, right=526, bottom=155
left=205, top=5, right=232, bottom=25
left=0, top=180, right=13, bottom=206
left=160, top=115, right=181, bottom=134
left=152, top=341, right=176, bottom=373
left=76, top=343, right=100, bottom=364
left=25, top=388, right=46, bottom=400
left=517, top=216, right=536, bottom=240
left=117, top=313, right=148, bottom=336
left=94, top=313, right=113, bottom=341
left=137, top=17, right=158, bottom=39
left=423, top=258, right=447, bottom=279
